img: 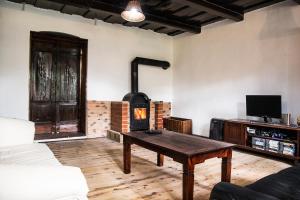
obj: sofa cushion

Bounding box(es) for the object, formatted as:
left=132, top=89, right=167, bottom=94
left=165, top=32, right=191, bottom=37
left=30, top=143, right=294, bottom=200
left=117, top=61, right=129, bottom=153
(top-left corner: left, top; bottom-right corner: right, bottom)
left=0, top=164, right=89, bottom=200
left=0, top=143, right=61, bottom=166
left=210, top=182, right=280, bottom=200
left=0, top=117, right=35, bottom=147
left=247, top=166, right=300, bottom=200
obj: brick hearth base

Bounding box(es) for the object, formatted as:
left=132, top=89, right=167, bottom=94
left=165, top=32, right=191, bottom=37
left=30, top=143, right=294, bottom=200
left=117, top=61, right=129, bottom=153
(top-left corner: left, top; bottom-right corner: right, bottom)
left=87, top=100, right=171, bottom=140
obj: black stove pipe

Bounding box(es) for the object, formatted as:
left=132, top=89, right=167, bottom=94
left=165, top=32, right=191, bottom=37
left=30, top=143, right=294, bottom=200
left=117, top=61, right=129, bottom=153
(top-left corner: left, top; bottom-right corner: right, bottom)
left=131, top=57, right=170, bottom=93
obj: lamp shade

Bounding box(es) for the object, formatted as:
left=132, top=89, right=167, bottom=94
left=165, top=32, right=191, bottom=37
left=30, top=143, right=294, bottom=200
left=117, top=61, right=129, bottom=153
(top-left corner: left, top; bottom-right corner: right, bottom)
left=121, top=0, right=145, bottom=23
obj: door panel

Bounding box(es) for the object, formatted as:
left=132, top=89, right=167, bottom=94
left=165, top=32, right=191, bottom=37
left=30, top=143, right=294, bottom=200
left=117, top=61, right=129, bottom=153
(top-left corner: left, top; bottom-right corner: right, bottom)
left=58, top=103, right=79, bottom=122
left=56, top=49, right=80, bottom=102
left=58, top=123, right=79, bottom=133
left=35, top=124, right=53, bottom=135
left=31, top=52, right=53, bottom=101
left=30, top=102, right=55, bottom=122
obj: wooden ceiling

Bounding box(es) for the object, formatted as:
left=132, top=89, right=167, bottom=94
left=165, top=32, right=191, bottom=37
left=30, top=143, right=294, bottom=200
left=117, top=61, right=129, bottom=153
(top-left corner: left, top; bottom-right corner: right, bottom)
left=8, top=0, right=299, bottom=36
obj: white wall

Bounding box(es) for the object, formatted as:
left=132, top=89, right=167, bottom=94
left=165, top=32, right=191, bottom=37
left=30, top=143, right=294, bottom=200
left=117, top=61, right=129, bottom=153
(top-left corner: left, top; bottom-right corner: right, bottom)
left=173, top=1, right=300, bottom=136
left=0, top=1, right=173, bottom=120
left=1, top=1, right=299, bottom=135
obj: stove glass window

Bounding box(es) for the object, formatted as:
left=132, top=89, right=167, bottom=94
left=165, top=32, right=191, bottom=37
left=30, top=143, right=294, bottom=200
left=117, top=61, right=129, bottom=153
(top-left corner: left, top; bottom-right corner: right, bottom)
left=134, top=108, right=147, bottom=120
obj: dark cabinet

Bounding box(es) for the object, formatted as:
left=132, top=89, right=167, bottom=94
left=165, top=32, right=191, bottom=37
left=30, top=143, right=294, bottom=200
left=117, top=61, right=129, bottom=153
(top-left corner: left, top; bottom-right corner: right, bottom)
left=223, top=119, right=300, bottom=163
left=224, top=122, right=245, bottom=145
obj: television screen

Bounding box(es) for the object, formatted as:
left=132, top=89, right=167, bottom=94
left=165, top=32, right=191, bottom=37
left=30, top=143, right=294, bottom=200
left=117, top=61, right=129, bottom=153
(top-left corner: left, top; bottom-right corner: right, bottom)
left=246, top=95, right=282, bottom=119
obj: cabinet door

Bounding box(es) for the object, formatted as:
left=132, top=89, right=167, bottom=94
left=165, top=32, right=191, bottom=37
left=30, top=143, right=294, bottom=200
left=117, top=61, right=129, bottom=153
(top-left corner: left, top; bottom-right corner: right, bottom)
left=224, top=122, right=245, bottom=145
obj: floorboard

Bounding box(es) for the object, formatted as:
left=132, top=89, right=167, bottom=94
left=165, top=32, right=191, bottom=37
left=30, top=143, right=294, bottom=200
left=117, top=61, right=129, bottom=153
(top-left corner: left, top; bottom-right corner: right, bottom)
left=47, top=138, right=291, bottom=200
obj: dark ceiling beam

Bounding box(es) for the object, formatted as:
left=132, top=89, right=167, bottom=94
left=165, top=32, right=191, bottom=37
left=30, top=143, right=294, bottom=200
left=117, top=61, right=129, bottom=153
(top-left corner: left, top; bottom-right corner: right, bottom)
left=174, top=0, right=244, bottom=21
left=168, top=30, right=184, bottom=36
left=171, top=5, right=189, bottom=14
left=153, top=0, right=172, bottom=9
left=187, top=11, right=206, bottom=20
left=41, top=0, right=201, bottom=33
left=144, top=9, right=201, bottom=33
left=202, top=16, right=223, bottom=26
left=243, top=0, right=286, bottom=12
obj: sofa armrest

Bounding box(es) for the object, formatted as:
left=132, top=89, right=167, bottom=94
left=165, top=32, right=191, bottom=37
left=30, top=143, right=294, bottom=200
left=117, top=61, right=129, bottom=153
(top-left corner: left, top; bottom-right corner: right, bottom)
left=0, top=117, right=35, bottom=147
left=0, top=164, right=89, bottom=200
left=209, top=182, right=280, bottom=200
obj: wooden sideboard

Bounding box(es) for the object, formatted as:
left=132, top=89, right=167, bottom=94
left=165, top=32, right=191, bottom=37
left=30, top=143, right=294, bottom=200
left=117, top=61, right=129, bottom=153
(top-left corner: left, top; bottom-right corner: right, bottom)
left=224, top=119, right=300, bottom=163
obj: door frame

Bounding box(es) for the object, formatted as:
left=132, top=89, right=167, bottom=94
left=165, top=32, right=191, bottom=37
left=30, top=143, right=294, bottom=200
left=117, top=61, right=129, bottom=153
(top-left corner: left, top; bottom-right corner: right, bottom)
left=29, top=31, right=88, bottom=138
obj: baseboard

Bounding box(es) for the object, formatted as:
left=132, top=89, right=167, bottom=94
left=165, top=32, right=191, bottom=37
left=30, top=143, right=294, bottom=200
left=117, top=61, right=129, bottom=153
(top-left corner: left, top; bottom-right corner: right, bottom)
left=35, top=136, right=88, bottom=143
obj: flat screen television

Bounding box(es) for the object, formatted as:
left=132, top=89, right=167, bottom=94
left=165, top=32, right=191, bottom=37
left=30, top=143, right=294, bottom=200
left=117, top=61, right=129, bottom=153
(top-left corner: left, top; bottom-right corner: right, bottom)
left=246, top=95, right=282, bottom=122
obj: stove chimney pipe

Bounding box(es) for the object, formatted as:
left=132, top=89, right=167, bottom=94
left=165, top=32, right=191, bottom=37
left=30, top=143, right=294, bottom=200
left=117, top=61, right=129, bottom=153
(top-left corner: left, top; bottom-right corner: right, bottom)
left=131, top=57, right=170, bottom=93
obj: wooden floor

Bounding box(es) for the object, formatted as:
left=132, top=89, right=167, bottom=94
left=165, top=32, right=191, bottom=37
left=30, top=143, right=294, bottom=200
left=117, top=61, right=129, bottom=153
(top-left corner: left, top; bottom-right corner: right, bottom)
left=47, top=138, right=291, bottom=200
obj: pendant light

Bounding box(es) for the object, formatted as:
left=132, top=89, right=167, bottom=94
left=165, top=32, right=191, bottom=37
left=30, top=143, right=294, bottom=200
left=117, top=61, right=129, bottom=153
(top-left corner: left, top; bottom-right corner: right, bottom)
left=121, top=0, right=145, bottom=23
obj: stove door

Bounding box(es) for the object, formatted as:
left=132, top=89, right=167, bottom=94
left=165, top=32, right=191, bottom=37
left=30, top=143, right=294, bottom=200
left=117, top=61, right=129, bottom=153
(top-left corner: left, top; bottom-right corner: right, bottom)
left=130, top=104, right=150, bottom=131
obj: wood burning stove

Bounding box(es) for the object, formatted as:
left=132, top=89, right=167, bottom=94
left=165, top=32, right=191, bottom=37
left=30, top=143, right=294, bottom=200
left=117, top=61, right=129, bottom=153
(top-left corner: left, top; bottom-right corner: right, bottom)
left=123, top=57, right=170, bottom=131
left=123, top=92, right=150, bottom=131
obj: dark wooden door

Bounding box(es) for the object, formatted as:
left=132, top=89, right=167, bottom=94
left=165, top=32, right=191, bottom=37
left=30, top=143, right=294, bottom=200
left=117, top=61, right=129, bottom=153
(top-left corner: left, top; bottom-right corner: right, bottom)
left=30, top=40, right=56, bottom=136
left=55, top=44, right=81, bottom=135
left=30, top=32, right=87, bottom=140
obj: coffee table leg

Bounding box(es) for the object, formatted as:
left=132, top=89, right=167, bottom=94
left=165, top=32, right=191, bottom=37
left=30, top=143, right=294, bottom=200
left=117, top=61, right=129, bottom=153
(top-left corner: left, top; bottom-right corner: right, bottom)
left=157, top=153, right=164, bottom=167
left=183, top=162, right=195, bottom=200
left=221, top=149, right=232, bottom=182
left=123, top=136, right=131, bottom=174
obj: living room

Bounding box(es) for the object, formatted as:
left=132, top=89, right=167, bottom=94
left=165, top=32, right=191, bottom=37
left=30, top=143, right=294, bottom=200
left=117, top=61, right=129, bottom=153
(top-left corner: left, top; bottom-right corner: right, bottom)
left=0, top=0, right=299, bottom=199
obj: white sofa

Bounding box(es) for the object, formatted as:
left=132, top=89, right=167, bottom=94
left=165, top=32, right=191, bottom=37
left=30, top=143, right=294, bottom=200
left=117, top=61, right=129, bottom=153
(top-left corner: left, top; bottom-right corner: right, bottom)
left=0, top=117, right=89, bottom=200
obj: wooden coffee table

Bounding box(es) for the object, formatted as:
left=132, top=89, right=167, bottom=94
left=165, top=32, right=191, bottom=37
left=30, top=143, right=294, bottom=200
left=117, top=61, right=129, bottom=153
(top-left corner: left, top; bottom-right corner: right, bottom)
left=122, top=130, right=235, bottom=200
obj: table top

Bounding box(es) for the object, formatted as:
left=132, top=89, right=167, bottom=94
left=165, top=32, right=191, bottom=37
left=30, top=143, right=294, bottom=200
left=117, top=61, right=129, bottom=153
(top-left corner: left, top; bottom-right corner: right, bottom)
left=123, top=130, right=235, bottom=157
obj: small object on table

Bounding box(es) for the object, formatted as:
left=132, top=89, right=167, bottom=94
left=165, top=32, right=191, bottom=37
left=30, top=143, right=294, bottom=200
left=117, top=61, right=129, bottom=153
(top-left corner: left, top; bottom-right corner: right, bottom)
left=297, top=116, right=300, bottom=126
